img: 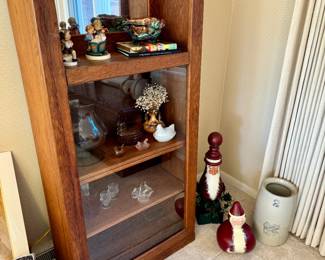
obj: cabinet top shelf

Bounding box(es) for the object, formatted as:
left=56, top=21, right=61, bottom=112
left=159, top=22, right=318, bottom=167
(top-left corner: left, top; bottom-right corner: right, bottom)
left=65, top=52, right=190, bottom=86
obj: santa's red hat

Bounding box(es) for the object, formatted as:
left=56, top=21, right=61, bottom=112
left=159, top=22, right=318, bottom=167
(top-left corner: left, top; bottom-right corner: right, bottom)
left=229, top=201, right=245, bottom=216
left=204, top=132, right=223, bottom=166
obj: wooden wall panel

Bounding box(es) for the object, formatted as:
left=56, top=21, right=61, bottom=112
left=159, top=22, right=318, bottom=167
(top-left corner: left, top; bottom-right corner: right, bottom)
left=149, top=0, right=190, bottom=50
left=128, top=0, right=148, bottom=18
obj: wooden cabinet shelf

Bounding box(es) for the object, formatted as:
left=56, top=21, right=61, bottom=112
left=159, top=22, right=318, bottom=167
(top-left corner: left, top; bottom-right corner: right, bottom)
left=83, top=165, right=183, bottom=238
left=66, top=52, right=190, bottom=86
left=79, top=137, right=185, bottom=184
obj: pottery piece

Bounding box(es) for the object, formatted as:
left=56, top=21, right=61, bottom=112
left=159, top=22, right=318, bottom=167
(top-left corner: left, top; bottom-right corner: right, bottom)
left=153, top=124, right=176, bottom=142
left=253, top=177, right=298, bottom=246
left=85, top=18, right=111, bottom=61
left=217, top=201, right=256, bottom=253
left=60, top=29, right=78, bottom=67
left=124, top=17, right=165, bottom=42
left=143, top=111, right=159, bottom=133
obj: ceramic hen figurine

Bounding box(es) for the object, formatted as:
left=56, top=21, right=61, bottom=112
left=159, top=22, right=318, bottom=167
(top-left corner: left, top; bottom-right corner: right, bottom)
left=153, top=124, right=176, bottom=142
left=198, top=132, right=225, bottom=201
left=217, top=201, right=256, bottom=253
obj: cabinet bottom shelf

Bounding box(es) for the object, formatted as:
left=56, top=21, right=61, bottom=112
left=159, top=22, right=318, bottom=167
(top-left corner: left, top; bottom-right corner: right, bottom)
left=87, top=193, right=184, bottom=260
left=83, top=164, right=184, bottom=238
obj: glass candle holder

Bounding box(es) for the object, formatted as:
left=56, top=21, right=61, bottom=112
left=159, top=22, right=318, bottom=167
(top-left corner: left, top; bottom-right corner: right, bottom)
left=107, top=182, right=119, bottom=199
left=99, top=190, right=112, bottom=209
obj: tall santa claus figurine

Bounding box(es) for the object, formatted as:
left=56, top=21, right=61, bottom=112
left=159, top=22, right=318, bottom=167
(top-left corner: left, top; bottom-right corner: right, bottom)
left=175, top=132, right=232, bottom=224
left=198, top=132, right=225, bottom=201
left=195, top=132, right=231, bottom=224
left=217, top=201, right=256, bottom=253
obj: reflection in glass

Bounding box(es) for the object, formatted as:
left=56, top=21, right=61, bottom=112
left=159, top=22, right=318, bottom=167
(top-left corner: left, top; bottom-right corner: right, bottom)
left=55, top=0, right=123, bottom=33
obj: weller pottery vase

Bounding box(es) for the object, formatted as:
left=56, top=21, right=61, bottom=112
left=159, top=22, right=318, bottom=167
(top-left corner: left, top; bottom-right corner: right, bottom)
left=143, top=111, right=159, bottom=133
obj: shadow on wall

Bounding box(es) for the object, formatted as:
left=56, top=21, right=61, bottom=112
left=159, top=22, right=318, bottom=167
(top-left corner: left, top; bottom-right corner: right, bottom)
left=220, top=113, right=243, bottom=180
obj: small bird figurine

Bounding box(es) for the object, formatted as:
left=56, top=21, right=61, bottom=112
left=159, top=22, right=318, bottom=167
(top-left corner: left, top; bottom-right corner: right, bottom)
left=217, top=201, right=256, bottom=253
left=197, top=132, right=225, bottom=201
left=153, top=124, right=176, bottom=142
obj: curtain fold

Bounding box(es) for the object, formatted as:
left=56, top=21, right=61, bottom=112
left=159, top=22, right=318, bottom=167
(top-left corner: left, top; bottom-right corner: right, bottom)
left=260, top=0, right=325, bottom=256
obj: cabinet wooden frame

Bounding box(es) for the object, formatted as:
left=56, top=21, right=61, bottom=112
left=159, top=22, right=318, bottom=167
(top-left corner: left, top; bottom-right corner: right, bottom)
left=7, top=0, right=203, bottom=259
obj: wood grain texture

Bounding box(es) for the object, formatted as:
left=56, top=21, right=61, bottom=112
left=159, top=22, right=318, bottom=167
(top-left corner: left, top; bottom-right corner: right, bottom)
left=88, top=195, right=183, bottom=260
left=66, top=52, right=190, bottom=86
left=183, top=0, right=204, bottom=234
left=83, top=165, right=183, bottom=237
left=128, top=0, right=149, bottom=18
left=7, top=1, right=88, bottom=259
left=136, top=229, right=195, bottom=260
left=79, top=137, right=185, bottom=184
left=149, top=0, right=189, bottom=50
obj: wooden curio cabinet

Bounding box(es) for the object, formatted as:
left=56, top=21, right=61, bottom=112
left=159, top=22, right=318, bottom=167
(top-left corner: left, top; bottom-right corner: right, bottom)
left=8, top=0, right=203, bottom=259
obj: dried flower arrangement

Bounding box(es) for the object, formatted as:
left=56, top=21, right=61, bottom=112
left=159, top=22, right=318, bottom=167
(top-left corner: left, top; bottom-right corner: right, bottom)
left=135, top=83, right=169, bottom=113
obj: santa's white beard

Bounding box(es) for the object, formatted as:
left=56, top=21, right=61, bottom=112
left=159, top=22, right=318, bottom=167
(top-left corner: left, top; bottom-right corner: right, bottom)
left=232, top=226, right=246, bottom=253
left=206, top=167, right=220, bottom=200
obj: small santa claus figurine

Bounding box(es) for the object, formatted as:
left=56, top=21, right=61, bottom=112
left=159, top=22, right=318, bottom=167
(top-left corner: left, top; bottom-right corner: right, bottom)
left=217, top=201, right=255, bottom=253
left=198, top=132, right=225, bottom=201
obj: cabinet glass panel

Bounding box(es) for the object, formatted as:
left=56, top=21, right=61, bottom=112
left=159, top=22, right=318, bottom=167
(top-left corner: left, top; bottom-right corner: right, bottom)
left=68, top=67, right=187, bottom=259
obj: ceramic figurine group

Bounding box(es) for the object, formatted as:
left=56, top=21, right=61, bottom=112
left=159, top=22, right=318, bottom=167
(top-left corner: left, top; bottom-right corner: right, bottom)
left=175, top=132, right=256, bottom=254
left=59, top=16, right=111, bottom=66
left=85, top=18, right=111, bottom=60
left=59, top=16, right=166, bottom=66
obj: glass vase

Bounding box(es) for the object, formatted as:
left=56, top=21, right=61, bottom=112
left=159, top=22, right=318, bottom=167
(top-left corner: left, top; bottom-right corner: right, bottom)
left=70, top=100, right=107, bottom=166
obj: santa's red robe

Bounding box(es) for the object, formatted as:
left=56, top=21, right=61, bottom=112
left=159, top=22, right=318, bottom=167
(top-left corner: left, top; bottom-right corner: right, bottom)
left=198, top=166, right=225, bottom=201
left=217, top=220, right=255, bottom=253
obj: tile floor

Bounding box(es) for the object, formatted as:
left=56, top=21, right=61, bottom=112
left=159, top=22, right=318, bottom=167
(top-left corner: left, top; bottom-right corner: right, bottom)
left=167, top=182, right=323, bottom=260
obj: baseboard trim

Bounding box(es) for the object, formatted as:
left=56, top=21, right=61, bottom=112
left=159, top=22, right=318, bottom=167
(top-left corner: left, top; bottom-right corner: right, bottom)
left=221, top=171, right=258, bottom=199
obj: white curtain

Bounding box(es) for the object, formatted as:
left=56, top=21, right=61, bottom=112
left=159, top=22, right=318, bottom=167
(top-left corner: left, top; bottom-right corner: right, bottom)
left=260, top=0, right=325, bottom=256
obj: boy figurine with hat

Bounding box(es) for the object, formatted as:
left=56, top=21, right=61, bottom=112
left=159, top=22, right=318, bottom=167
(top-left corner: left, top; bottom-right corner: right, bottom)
left=217, top=201, right=256, bottom=253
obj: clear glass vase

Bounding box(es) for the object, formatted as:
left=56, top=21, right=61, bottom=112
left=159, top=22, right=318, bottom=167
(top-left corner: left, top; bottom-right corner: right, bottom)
left=70, top=100, right=107, bottom=166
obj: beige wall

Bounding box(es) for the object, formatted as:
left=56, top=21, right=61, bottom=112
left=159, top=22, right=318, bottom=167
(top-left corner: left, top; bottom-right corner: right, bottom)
left=0, top=0, right=49, bottom=243
left=198, top=0, right=232, bottom=170
left=219, top=0, right=295, bottom=190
